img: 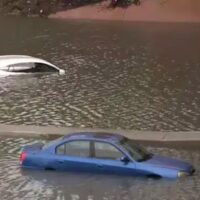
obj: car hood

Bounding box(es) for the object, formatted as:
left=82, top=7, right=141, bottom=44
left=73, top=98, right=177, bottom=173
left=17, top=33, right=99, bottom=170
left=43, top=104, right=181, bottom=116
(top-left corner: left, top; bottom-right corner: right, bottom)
left=143, top=154, right=192, bottom=171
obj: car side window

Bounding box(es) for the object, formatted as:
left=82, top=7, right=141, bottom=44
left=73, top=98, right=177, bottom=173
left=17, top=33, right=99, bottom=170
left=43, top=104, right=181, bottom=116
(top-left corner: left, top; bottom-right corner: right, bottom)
left=34, top=63, right=57, bottom=72
left=94, top=142, right=123, bottom=160
left=10, top=63, right=35, bottom=72
left=1, top=63, right=35, bottom=72
left=56, top=141, right=90, bottom=158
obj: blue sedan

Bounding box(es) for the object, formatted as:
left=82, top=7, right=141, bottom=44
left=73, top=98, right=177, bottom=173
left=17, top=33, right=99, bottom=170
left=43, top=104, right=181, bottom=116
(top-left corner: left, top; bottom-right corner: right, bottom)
left=20, top=132, right=195, bottom=179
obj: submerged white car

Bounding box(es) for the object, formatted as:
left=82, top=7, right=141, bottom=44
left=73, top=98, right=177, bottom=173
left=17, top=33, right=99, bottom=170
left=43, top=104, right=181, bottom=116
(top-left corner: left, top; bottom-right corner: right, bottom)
left=0, top=55, right=65, bottom=76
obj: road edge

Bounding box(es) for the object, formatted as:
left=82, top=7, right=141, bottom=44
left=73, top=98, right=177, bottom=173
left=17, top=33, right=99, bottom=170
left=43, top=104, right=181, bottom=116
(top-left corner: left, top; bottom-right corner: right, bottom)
left=0, top=124, right=200, bottom=142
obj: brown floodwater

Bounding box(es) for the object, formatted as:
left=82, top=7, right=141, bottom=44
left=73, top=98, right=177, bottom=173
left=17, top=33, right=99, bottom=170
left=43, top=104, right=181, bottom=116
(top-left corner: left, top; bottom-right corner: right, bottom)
left=0, top=15, right=200, bottom=200
left=0, top=16, right=200, bottom=131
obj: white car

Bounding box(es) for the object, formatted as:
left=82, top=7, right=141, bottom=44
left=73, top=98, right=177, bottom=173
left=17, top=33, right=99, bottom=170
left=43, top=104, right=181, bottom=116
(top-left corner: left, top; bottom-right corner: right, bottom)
left=0, top=55, right=65, bottom=76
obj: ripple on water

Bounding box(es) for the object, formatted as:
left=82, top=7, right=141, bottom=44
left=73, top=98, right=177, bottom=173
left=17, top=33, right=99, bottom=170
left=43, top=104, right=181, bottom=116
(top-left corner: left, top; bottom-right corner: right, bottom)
left=0, top=20, right=200, bottom=131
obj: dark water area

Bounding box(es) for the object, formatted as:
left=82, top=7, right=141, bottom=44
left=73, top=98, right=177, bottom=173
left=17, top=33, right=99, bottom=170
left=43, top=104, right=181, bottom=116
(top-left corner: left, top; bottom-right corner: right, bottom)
left=0, top=16, right=200, bottom=131
left=0, top=136, right=199, bottom=200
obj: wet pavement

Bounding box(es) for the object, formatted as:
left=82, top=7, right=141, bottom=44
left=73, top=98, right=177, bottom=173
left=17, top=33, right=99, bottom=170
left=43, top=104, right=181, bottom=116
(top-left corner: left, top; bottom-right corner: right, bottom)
left=0, top=17, right=200, bottom=131
left=0, top=136, right=199, bottom=200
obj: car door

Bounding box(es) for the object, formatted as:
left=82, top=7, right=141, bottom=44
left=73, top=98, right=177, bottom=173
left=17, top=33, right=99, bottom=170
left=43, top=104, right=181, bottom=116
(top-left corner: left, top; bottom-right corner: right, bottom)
left=54, top=140, right=97, bottom=173
left=92, top=141, right=136, bottom=176
left=34, top=63, right=58, bottom=73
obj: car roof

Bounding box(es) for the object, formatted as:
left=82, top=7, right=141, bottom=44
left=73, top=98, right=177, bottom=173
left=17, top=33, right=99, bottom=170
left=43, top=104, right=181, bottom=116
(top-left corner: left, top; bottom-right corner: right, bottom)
left=63, top=132, right=125, bottom=143
left=0, top=55, right=56, bottom=68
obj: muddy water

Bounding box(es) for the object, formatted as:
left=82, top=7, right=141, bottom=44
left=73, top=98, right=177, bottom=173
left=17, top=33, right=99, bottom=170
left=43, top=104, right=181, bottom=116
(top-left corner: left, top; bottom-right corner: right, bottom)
left=0, top=17, right=200, bottom=131
left=0, top=136, right=199, bottom=200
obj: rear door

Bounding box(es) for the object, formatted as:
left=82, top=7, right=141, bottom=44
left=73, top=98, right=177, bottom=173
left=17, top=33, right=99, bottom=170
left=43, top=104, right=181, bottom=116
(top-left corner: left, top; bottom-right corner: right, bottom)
left=53, top=140, right=97, bottom=173
left=92, top=141, right=136, bottom=176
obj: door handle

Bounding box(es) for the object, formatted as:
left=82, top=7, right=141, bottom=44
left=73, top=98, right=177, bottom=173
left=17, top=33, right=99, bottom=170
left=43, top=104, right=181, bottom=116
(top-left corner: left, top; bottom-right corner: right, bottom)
left=97, top=164, right=104, bottom=168
left=57, top=160, right=64, bottom=164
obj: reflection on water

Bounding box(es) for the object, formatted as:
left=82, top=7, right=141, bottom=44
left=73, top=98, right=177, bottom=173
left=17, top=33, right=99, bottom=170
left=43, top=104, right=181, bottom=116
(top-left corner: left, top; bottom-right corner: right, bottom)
left=0, top=17, right=200, bottom=131
left=0, top=137, right=199, bottom=200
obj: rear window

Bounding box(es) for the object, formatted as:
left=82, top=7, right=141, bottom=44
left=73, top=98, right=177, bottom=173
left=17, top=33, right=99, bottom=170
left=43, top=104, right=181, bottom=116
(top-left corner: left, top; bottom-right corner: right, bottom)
left=43, top=137, right=64, bottom=150
left=56, top=140, right=90, bottom=158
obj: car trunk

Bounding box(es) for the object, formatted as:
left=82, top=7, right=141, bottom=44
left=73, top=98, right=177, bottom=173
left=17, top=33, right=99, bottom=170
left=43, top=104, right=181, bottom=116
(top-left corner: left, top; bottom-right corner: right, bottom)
left=20, top=143, right=44, bottom=166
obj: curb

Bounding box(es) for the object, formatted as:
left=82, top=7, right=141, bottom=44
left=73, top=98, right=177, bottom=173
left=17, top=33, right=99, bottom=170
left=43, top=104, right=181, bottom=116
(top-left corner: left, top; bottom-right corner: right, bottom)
left=0, top=124, right=200, bottom=142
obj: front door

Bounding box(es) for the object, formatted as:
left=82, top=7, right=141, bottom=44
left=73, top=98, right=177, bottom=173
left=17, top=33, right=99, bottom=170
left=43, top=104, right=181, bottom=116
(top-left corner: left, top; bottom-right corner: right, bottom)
left=93, top=141, right=136, bottom=176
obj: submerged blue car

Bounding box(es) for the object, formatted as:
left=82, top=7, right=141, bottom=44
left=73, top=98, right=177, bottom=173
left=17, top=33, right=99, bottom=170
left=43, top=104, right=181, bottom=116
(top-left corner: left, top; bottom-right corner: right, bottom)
left=20, top=132, right=195, bottom=179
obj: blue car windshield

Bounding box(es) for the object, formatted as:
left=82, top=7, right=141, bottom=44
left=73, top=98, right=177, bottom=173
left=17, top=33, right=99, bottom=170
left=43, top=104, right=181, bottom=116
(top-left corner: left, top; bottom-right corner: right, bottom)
left=120, top=139, right=152, bottom=162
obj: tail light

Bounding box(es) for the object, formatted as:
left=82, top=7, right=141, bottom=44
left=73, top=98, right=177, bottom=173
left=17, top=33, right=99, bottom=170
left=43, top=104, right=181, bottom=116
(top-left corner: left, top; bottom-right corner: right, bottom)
left=20, top=152, right=27, bottom=165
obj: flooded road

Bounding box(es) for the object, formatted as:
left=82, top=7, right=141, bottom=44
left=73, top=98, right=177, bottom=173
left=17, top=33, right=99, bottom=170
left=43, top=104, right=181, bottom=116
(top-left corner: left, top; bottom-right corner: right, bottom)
left=0, top=16, right=200, bottom=200
left=0, top=136, right=199, bottom=200
left=0, top=17, right=200, bottom=131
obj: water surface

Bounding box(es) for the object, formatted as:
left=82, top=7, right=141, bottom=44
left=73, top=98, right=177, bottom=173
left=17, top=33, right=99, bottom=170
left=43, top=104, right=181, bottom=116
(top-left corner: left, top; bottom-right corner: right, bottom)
left=0, top=17, right=200, bottom=131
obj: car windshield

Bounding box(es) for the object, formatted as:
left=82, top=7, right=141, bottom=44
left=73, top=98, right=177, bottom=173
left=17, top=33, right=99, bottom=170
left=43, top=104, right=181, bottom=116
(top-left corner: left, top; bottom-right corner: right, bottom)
left=120, top=139, right=152, bottom=162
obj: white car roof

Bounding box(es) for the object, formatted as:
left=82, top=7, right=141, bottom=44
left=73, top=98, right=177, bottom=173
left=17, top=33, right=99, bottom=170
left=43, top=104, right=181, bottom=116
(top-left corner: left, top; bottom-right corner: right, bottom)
left=0, top=55, right=57, bottom=69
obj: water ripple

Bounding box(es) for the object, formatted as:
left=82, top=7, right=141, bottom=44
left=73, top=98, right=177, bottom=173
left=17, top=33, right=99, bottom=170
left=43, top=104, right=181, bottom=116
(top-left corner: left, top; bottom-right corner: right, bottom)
left=0, top=18, right=200, bottom=131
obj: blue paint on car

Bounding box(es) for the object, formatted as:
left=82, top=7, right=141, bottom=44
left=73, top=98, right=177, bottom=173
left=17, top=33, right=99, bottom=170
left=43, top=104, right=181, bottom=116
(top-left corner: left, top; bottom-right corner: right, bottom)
left=20, top=132, right=195, bottom=179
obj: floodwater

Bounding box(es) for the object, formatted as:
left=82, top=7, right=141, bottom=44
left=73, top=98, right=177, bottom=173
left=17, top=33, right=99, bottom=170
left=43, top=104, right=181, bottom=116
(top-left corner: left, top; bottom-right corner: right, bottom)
left=0, top=16, right=200, bottom=131
left=0, top=136, right=199, bottom=200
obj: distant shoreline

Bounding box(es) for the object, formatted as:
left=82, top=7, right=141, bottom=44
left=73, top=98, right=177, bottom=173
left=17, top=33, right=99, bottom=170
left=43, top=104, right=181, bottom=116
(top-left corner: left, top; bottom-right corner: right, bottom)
left=1, top=0, right=200, bottom=23
left=49, top=0, right=200, bottom=23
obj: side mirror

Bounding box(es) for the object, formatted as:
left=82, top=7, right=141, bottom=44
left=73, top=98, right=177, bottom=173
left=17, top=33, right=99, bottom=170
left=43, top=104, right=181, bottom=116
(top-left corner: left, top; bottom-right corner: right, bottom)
left=120, top=156, right=130, bottom=164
